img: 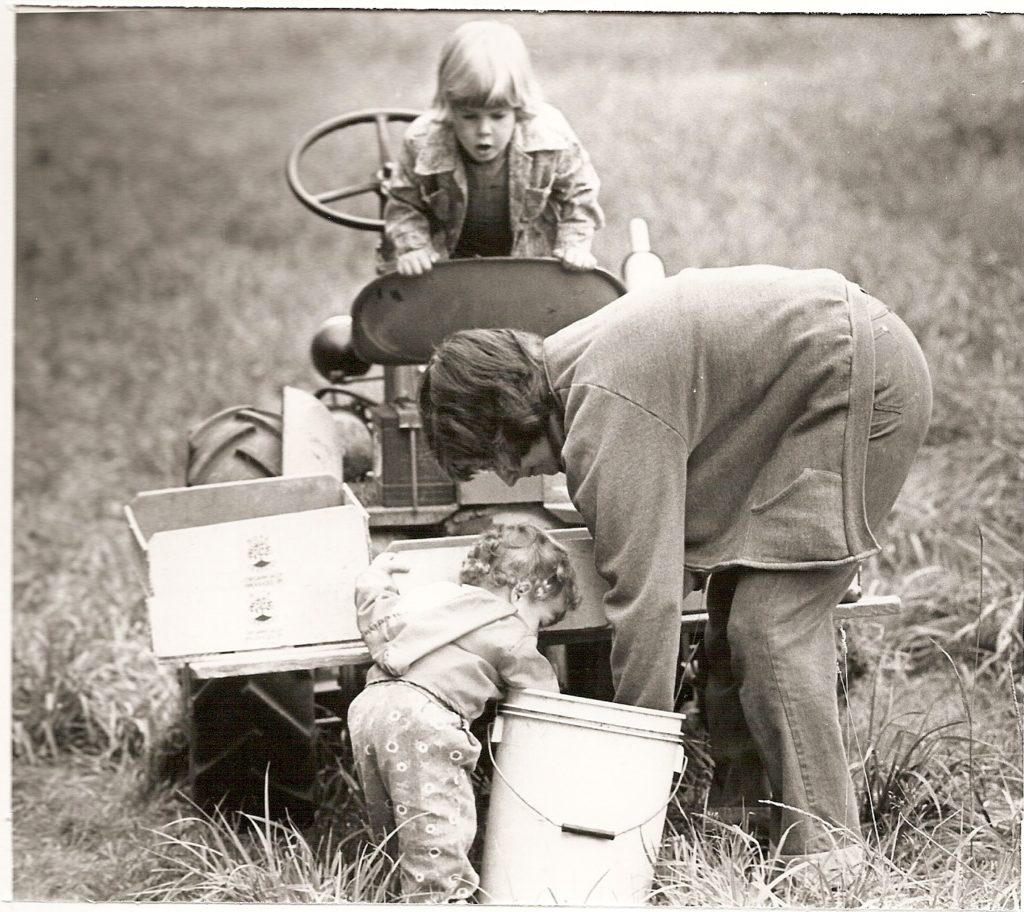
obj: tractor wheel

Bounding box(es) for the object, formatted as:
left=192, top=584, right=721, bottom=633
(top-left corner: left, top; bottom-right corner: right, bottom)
left=186, top=405, right=284, bottom=486
left=186, top=400, right=371, bottom=484
left=327, top=405, right=373, bottom=481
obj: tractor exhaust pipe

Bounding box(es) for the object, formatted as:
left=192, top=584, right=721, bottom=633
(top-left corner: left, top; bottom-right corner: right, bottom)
left=621, top=218, right=666, bottom=291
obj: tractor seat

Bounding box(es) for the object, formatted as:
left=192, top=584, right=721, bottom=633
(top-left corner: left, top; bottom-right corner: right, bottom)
left=350, top=257, right=626, bottom=366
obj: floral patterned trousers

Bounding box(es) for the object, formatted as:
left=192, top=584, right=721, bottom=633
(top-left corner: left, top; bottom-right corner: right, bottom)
left=348, top=681, right=482, bottom=902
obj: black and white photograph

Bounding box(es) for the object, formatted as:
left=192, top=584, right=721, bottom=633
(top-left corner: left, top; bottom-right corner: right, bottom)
left=7, top=5, right=1024, bottom=906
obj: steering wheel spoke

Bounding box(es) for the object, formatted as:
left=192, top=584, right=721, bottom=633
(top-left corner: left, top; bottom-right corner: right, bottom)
left=374, top=113, right=396, bottom=169
left=316, top=178, right=382, bottom=206
left=286, top=108, right=420, bottom=231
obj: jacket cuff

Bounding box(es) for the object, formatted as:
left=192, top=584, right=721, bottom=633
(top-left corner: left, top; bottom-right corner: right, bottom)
left=392, top=232, right=435, bottom=257
left=553, top=235, right=594, bottom=259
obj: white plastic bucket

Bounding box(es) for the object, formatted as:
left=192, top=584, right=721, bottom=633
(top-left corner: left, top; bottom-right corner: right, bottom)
left=479, top=688, right=686, bottom=906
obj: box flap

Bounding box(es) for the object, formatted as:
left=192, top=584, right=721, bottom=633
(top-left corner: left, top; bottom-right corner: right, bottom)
left=127, top=473, right=344, bottom=543
left=123, top=504, right=154, bottom=597
left=457, top=471, right=543, bottom=507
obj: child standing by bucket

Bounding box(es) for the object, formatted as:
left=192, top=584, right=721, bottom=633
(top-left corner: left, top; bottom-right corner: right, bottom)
left=381, top=19, right=604, bottom=276
left=347, top=522, right=581, bottom=903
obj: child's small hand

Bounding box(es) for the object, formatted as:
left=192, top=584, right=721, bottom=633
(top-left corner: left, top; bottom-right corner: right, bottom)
left=370, top=552, right=411, bottom=575
left=559, top=248, right=597, bottom=272
left=397, top=248, right=439, bottom=276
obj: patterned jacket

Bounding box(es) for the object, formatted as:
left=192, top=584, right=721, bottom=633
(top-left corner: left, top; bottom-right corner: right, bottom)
left=380, top=103, right=603, bottom=267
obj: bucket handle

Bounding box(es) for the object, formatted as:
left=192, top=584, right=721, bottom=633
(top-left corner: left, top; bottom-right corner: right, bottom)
left=485, top=725, right=687, bottom=841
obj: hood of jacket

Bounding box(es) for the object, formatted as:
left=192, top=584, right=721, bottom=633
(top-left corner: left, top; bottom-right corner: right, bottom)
left=358, top=580, right=517, bottom=677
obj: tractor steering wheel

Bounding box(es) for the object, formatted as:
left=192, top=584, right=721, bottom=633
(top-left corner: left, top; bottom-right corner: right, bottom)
left=286, top=108, right=421, bottom=231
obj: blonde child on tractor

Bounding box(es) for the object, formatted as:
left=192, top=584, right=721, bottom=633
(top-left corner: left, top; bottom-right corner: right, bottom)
left=382, top=20, right=604, bottom=276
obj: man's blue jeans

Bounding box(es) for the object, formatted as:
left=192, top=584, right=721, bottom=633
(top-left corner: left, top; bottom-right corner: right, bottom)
left=701, top=300, right=933, bottom=859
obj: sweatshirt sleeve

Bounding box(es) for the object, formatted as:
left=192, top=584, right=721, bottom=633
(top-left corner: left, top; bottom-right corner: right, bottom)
left=561, top=385, right=691, bottom=711
left=353, top=563, right=403, bottom=639
left=495, top=633, right=560, bottom=694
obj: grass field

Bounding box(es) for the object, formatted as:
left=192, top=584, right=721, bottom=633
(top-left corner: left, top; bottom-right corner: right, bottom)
left=11, top=9, right=1024, bottom=905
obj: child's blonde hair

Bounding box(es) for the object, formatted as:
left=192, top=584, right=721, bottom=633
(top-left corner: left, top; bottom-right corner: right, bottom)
left=459, top=522, right=581, bottom=623
left=431, top=20, right=541, bottom=122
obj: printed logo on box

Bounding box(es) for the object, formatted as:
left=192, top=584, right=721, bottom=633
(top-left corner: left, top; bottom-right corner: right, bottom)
left=244, top=534, right=284, bottom=588
left=249, top=594, right=274, bottom=623
left=247, top=534, right=272, bottom=568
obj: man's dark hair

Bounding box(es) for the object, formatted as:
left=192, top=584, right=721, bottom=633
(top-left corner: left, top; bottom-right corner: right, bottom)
left=419, top=328, right=552, bottom=481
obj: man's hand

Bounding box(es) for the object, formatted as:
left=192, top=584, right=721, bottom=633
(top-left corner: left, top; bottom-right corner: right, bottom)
left=396, top=247, right=439, bottom=276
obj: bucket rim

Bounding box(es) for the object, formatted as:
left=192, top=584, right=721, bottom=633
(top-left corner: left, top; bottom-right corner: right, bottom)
left=505, top=687, right=685, bottom=719
left=498, top=688, right=686, bottom=736
left=497, top=706, right=686, bottom=745
left=505, top=687, right=684, bottom=716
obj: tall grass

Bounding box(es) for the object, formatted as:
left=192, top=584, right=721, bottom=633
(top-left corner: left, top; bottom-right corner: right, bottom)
left=11, top=529, right=179, bottom=764
left=136, top=801, right=400, bottom=903
left=12, top=8, right=1024, bottom=903
left=133, top=641, right=1021, bottom=907
left=653, top=644, right=1022, bottom=908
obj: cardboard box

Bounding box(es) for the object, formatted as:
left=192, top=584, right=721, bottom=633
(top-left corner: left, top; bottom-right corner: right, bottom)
left=457, top=469, right=544, bottom=507
left=385, top=528, right=705, bottom=637
left=126, top=472, right=371, bottom=662
left=125, top=388, right=375, bottom=664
